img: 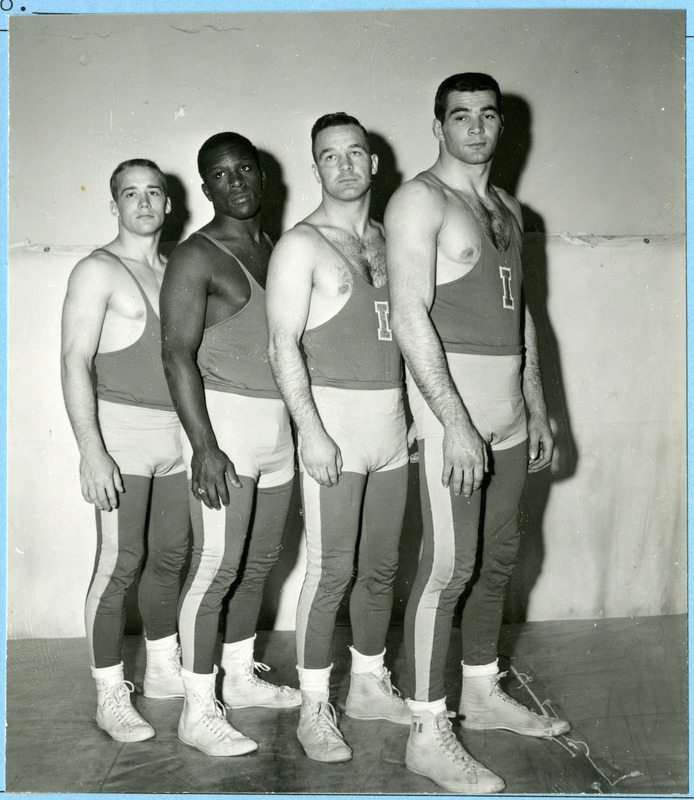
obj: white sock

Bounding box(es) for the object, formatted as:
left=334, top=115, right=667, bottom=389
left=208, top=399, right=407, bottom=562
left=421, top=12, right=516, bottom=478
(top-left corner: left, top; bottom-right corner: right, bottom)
left=349, top=646, right=386, bottom=676
left=222, top=635, right=255, bottom=665
left=297, top=664, right=331, bottom=700
left=407, top=697, right=447, bottom=716
left=145, top=633, right=178, bottom=652
left=462, top=659, right=499, bottom=678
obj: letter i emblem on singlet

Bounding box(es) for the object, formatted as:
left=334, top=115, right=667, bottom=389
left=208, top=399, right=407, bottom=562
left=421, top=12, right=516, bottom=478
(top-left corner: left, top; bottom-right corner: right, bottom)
left=499, top=265, right=515, bottom=310
left=374, top=300, right=393, bottom=341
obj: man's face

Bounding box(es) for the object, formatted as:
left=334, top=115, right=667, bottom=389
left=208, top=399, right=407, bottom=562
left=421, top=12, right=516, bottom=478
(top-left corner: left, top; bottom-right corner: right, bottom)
left=312, top=124, right=378, bottom=202
left=110, top=166, right=170, bottom=234
left=200, top=143, right=263, bottom=220
left=434, top=89, right=503, bottom=165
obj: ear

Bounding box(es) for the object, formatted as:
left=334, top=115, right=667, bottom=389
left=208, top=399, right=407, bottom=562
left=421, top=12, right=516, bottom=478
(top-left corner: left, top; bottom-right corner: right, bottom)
left=110, top=199, right=119, bottom=218
left=370, top=153, right=378, bottom=176
left=311, top=163, right=321, bottom=185
left=432, top=118, right=444, bottom=142
left=165, top=197, right=172, bottom=214
left=201, top=182, right=212, bottom=202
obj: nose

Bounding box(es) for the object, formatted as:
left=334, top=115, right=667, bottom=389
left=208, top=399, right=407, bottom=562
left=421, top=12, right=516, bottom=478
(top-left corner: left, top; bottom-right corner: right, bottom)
left=338, top=155, right=353, bottom=172
left=468, top=116, right=484, bottom=135
left=138, top=194, right=151, bottom=207
left=229, top=170, right=245, bottom=187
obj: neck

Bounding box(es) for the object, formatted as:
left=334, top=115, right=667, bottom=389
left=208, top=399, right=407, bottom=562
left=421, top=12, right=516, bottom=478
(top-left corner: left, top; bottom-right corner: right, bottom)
left=112, top=227, right=162, bottom=267
left=433, top=149, right=493, bottom=196
left=318, top=191, right=372, bottom=238
left=209, top=210, right=262, bottom=242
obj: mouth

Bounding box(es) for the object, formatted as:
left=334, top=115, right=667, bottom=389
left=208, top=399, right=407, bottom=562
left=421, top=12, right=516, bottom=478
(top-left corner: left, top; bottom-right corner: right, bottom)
left=136, top=213, right=155, bottom=218
left=231, top=192, right=252, bottom=203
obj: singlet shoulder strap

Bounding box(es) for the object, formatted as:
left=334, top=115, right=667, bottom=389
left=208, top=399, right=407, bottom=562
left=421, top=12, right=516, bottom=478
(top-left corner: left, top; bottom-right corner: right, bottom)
left=193, top=230, right=248, bottom=271
left=296, top=221, right=357, bottom=276
left=262, top=231, right=274, bottom=248
left=422, top=172, right=520, bottom=248
left=422, top=171, right=476, bottom=214
left=91, top=247, right=156, bottom=314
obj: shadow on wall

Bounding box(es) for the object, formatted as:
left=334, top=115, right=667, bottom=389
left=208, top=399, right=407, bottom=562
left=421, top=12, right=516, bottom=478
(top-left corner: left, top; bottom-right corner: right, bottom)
left=161, top=173, right=191, bottom=256
left=258, top=149, right=287, bottom=243
left=495, top=95, right=579, bottom=626
left=369, top=131, right=404, bottom=226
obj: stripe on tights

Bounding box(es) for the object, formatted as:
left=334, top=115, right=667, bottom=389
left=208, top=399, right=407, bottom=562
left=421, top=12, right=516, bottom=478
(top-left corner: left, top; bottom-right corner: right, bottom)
left=178, top=501, right=225, bottom=672
left=414, top=442, right=455, bottom=700
left=85, top=509, right=120, bottom=667
left=296, top=476, right=323, bottom=668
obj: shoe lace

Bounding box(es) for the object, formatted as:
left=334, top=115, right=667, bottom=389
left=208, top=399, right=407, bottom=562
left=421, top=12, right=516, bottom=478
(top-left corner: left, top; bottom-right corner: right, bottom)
left=490, top=671, right=549, bottom=720
left=248, top=661, right=287, bottom=694
left=103, top=680, right=145, bottom=728
left=434, top=713, right=477, bottom=771
left=195, top=691, right=235, bottom=739
left=165, top=646, right=182, bottom=674
left=312, top=701, right=344, bottom=742
left=376, top=669, right=405, bottom=701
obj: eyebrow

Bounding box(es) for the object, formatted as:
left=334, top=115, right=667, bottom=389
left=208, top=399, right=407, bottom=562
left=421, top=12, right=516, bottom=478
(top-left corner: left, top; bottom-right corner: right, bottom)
left=448, top=104, right=499, bottom=116
left=120, top=184, right=163, bottom=194
left=318, top=142, right=367, bottom=159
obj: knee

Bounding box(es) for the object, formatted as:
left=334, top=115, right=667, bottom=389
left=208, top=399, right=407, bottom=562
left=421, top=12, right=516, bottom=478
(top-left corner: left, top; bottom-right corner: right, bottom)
left=355, top=563, right=397, bottom=596
left=235, top=542, right=283, bottom=593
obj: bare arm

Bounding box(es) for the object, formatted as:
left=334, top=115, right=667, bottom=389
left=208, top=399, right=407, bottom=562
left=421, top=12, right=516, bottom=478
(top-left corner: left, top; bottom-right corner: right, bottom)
left=60, top=256, right=124, bottom=511
left=523, top=306, right=554, bottom=472
left=266, top=230, right=342, bottom=487
left=160, top=240, right=241, bottom=509
left=385, top=181, right=487, bottom=497
left=500, top=190, right=555, bottom=473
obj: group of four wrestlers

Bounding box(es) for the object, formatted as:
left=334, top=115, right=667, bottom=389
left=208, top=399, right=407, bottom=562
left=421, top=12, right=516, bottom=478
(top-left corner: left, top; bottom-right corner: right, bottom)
left=60, top=72, right=568, bottom=794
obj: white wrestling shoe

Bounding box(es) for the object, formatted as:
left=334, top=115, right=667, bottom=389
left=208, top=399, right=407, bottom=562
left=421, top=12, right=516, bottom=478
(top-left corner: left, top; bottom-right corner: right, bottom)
left=178, top=667, right=258, bottom=757
left=459, top=671, right=570, bottom=737
left=143, top=636, right=185, bottom=699
left=345, top=668, right=411, bottom=725
left=93, top=662, right=155, bottom=743
left=222, top=658, right=301, bottom=709
left=297, top=693, right=352, bottom=763
left=406, top=708, right=505, bottom=794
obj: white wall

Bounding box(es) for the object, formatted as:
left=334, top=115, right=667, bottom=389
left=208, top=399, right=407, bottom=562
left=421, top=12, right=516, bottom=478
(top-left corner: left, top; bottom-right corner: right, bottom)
left=7, top=9, right=686, bottom=637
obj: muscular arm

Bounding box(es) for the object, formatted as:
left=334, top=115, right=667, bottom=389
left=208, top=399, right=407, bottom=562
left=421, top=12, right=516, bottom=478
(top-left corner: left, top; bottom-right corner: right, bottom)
left=60, top=256, right=124, bottom=511
left=160, top=240, right=241, bottom=509
left=385, top=181, right=487, bottom=496
left=500, top=189, right=555, bottom=473
left=266, top=230, right=342, bottom=487
left=523, top=307, right=554, bottom=472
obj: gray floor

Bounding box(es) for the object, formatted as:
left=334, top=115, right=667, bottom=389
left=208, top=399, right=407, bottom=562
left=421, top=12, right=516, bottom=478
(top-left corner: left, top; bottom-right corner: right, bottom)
left=5, top=615, right=688, bottom=794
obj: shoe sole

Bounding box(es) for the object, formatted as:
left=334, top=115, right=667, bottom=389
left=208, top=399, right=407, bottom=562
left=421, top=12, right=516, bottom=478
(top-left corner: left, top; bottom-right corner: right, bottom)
left=344, top=709, right=410, bottom=726
left=298, top=743, right=353, bottom=763
left=178, top=732, right=258, bottom=756
left=143, top=691, right=185, bottom=699
left=406, top=760, right=505, bottom=794
left=225, top=698, right=302, bottom=709
left=97, top=720, right=155, bottom=743
left=461, top=719, right=571, bottom=737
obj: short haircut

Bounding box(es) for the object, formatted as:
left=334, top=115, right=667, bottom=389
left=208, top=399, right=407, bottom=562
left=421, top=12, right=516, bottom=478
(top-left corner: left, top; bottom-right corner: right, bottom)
left=197, top=132, right=260, bottom=179
left=434, top=73, right=503, bottom=122
left=311, top=112, right=370, bottom=160
left=109, top=159, right=167, bottom=200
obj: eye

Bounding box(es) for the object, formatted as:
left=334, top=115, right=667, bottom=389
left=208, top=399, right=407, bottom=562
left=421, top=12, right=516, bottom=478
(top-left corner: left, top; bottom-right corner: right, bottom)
left=240, top=164, right=252, bottom=171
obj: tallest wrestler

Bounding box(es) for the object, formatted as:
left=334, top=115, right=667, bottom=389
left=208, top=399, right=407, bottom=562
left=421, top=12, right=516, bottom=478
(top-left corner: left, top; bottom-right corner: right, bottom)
left=385, top=73, right=569, bottom=793
left=161, top=132, right=300, bottom=758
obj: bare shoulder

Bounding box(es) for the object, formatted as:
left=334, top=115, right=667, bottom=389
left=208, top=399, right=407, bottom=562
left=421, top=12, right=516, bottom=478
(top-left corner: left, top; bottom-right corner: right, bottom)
left=270, top=223, right=320, bottom=270
left=67, top=248, right=121, bottom=291
left=385, top=174, right=445, bottom=228
left=494, top=186, right=523, bottom=230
